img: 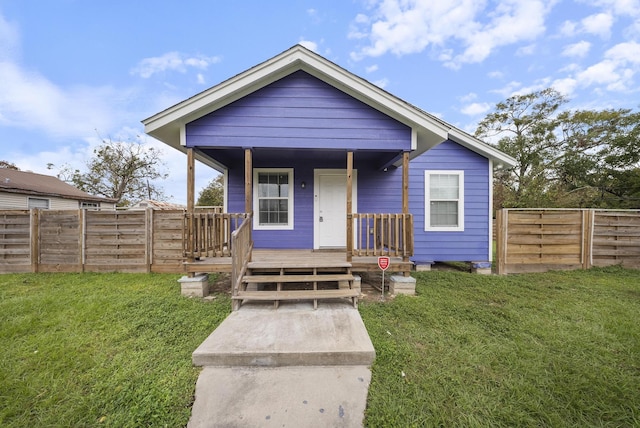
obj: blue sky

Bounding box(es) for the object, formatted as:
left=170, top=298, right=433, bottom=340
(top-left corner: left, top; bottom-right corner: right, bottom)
left=1, top=0, right=639, bottom=204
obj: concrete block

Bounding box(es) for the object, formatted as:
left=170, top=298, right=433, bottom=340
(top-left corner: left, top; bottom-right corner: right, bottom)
left=389, top=275, right=416, bottom=296
left=415, top=263, right=433, bottom=272
left=471, top=262, right=493, bottom=275
left=179, top=274, right=210, bottom=297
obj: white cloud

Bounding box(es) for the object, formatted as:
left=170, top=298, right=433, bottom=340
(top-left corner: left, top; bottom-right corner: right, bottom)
left=488, top=70, right=505, bottom=79
left=461, top=102, right=490, bottom=116
left=0, top=61, right=118, bottom=138
left=516, top=44, right=536, bottom=56
left=197, top=73, right=205, bottom=85
left=581, top=12, right=614, bottom=37
left=459, top=92, right=477, bottom=102
left=365, top=64, right=379, bottom=73
left=0, top=12, right=19, bottom=60
left=562, top=40, right=591, bottom=57
left=573, top=41, right=640, bottom=91
left=551, top=77, right=579, bottom=96
left=298, top=39, right=318, bottom=52
left=350, top=0, right=553, bottom=68
left=559, top=20, right=578, bottom=36
left=373, top=78, right=389, bottom=88
left=131, top=52, right=221, bottom=79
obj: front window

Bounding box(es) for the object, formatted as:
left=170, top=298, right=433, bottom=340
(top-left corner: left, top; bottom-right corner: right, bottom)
left=425, top=171, right=464, bottom=231
left=253, top=168, right=294, bottom=230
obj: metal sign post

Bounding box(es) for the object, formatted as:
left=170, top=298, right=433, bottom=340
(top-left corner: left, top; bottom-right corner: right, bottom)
left=377, top=256, right=390, bottom=301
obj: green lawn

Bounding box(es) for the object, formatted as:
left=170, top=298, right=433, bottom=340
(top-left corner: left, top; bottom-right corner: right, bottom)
left=0, top=273, right=231, bottom=427
left=361, top=266, right=640, bottom=427
left=1, top=268, right=639, bottom=427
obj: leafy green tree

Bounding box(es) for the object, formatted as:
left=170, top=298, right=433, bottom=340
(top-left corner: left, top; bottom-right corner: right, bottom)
left=475, top=88, right=568, bottom=208
left=49, top=139, right=168, bottom=206
left=196, top=175, right=224, bottom=206
left=477, top=88, right=640, bottom=209
left=556, top=109, right=640, bottom=208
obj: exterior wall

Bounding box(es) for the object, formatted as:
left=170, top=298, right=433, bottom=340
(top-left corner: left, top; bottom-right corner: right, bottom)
left=226, top=140, right=491, bottom=261
left=186, top=71, right=411, bottom=151
left=410, top=140, right=491, bottom=262
left=0, top=192, right=27, bottom=209
left=0, top=191, right=115, bottom=210
left=227, top=152, right=347, bottom=249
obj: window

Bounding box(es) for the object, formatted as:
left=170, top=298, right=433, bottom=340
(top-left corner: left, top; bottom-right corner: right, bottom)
left=253, top=168, right=294, bottom=230
left=425, top=171, right=464, bottom=231
left=28, top=197, right=50, bottom=209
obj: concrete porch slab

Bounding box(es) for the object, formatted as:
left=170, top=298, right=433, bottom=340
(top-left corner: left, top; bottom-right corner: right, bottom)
left=192, top=302, right=375, bottom=367
left=187, top=365, right=371, bottom=428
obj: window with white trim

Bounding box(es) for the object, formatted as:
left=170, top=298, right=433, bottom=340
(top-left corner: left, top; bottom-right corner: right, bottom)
left=253, top=168, right=294, bottom=230
left=425, top=171, right=464, bottom=231
left=28, top=197, right=49, bottom=209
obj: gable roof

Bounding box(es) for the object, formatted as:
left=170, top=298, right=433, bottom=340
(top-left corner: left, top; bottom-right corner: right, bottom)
left=143, top=44, right=516, bottom=169
left=0, top=169, right=116, bottom=203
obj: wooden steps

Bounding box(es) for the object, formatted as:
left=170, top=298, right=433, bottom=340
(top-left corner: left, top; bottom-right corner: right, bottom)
left=234, top=289, right=360, bottom=301
left=242, top=274, right=354, bottom=284
left=234, top=259, right=359, bottom=310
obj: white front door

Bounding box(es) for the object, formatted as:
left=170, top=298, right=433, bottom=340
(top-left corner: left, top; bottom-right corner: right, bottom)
left=314, top=170, right=357, bottom=249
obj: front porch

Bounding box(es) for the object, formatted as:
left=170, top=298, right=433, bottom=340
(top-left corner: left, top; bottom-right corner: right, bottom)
left=182, top=211, right=414, bottom=310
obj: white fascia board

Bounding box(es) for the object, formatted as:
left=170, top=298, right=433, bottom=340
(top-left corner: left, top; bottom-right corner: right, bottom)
left=448, top=129, right=516, bottom=168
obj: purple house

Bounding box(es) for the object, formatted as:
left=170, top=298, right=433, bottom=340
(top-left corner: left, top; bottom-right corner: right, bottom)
left=143, top=45, right=515, bottom=306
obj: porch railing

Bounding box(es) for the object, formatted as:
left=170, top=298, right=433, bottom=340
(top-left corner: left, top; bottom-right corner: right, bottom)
left=183, top=210, right=249, bottom=259
left=231, top=213, right=253, bottom=311
left=349, top=213, right=414, bottom=258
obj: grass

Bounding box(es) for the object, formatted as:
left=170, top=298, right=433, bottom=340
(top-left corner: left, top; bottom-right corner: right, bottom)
left=1, top=268, right=639, bottom=427
left=360, top=266, right=640, bottom=427
left=0, top=273, right=231, bottom=427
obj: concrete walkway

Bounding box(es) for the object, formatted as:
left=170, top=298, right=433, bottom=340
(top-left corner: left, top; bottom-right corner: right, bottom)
left=188, top=301, right=376, bottom=428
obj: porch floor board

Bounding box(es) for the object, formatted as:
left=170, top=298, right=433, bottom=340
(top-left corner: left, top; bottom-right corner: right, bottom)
left=184, top=249, right=413, bottom=274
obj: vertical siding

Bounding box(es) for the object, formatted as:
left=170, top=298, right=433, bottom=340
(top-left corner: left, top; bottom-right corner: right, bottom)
left=410, top=140, right=491, bottom=262
left=186, top=71, right=411, bottom=151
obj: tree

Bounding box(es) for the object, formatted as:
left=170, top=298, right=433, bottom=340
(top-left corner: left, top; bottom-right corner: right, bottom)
left=475, top=88, right=568, bottom=208
left=476, top=88, right=640, bottom=209
left=0, top=160, right=19, bottom=170
left=50, top=139, right=168, bottom=206
left=196, top=174, right=224, bottom=206
left=556, top=109, right=640, bottom=208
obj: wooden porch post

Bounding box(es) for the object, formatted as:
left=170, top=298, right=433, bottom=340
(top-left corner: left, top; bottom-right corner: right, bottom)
left=244, top=148, right=252, bottom=214
left=402, top=151, right=409, bottom=215
left=346, top=151, right=353, bottom=262
left=402, top=151, right=411, bottom=267
left=186, top=148, right=195, bottom=265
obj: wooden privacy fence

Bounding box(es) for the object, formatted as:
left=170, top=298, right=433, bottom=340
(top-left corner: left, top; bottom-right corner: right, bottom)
left=0, top=208, right=220, bottom=274
left=496, top=208, right=640, bottom=274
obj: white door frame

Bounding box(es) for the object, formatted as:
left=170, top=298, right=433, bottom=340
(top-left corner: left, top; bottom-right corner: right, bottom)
left=313, top=169, right=358, bottom=249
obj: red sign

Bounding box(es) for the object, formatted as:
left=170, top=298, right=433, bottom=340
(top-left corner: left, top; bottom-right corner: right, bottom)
left=378, top=256, right=390, bottom=271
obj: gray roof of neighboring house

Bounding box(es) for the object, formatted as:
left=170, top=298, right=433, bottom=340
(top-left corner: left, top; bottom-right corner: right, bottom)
left=0, top=169, right=117, bottom=203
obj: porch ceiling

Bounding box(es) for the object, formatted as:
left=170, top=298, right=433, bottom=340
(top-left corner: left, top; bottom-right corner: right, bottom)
left=198, top=147, right=404, bottom=171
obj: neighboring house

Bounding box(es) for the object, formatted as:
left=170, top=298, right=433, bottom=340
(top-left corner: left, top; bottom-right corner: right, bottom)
left=0, top=169, right=116, bottom=210
left=143, top=45, right=516, bottom=269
